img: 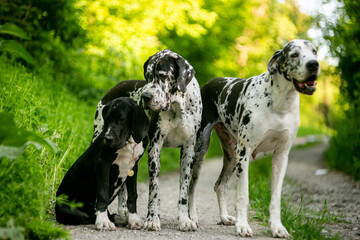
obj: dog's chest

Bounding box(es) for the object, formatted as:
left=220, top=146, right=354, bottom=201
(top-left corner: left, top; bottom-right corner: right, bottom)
left=159, top=100, right=200, bottom=148
left=112, top=139, right=144, bottom=181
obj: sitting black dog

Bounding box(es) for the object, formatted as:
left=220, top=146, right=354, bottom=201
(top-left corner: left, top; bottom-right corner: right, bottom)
left=55, top=97, right=149, bottom=231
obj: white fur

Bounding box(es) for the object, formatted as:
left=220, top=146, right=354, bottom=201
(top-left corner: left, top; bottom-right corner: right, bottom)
left=95, top=210, right=116, bottom=231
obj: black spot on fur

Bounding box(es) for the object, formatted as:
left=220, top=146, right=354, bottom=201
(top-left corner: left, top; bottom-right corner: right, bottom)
left=242, top=113, right=251, bottom=125
left=180, top=198, right=187, bottom=205
left=240, top=147, right=246, bottom=157
left=95, top=110, right=98, bottom=119
left=225, top=79, right=246, bottom=116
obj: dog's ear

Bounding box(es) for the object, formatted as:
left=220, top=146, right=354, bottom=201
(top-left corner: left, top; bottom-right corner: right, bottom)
left=175, top=57, right=195, bottom=93
left=268, top=50, right=282, bottom=75
left=143, top=58, right=151, bottom=82
left=101, top=103, right=110, bottom=119
left=129, top=101, right=149, bottom=144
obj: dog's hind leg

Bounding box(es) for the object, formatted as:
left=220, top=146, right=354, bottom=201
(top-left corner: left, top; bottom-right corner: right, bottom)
left=55, top=203, right=94, bottom=225
left=189, top=117, right=218, bottom=227
left=213, top=123, right=237, bottom=226
left=114, top=185, right=128, bottom=225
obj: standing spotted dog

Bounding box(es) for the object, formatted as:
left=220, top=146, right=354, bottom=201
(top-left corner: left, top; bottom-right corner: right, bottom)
left=189, top=40, right=320, bottom=237
left=93, top=50, right=202, bottom=231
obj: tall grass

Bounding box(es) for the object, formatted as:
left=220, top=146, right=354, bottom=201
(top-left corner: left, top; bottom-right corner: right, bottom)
left=0, top=56, right=97, bottom=239
left=249, top=156, right=340, bottom=240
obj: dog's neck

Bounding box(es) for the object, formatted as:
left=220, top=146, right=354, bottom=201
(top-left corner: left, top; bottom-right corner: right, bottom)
left=264, top=71, right=300, bottom=114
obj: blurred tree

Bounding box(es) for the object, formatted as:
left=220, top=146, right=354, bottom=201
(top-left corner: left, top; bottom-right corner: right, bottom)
left=317, top=0, right=360, bottom=179
left=73, top=0, right=310, bottom=85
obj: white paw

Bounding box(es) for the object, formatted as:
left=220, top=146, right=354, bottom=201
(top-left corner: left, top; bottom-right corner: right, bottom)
left=190, top=215, right=199, bottom=228
left=128, top=213, right=144, bottom=230
left=144, top=215, right=161, bottom=231
left=95, top=211, right=117, bottom=231
left=220, top=214, right=236, bottom=225
left=271, top=222, right=290, bottom=238
left=179, top=216, right=197, bottom=231
left=236, top=221, right=253, bottom=237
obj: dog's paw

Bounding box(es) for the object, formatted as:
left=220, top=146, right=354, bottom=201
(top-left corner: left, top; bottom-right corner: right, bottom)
left=144, top=215, right=161, bottom=231
left=95, top=211, right=117, bottom=231
left=236, top=221, right=253, bottom=237
left=179, top=216, right=197, bottom=232
left=114, top=207, right=129, bottom=225
left=270, top=222, right=290, bottom=238
left=220, top=214, right=236, bottom=225
left=190, top=215, right=199, bottom=228
left=128, top=213, right=144, bottom=230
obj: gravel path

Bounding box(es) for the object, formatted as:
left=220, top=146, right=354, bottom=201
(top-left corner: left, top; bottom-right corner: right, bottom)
left=66, top=139, right=360, bottom=240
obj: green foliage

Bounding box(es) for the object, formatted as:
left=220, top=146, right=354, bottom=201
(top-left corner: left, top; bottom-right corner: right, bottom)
left=0, top=23, right=35, bottom=65
left=0, top=56, right=98, bottom=239
left=249, top=156, right=340, bottom=240
left=325, top=101, right=360, bottom=180
left=0, top=112, right=57, bottom=160
left=314, top=0, right=360, bottom=179
left=0, top=219, right=24, bottom=240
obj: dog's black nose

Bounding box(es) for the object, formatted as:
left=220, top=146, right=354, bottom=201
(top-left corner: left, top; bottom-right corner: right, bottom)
left=141, top=92, right=153, bottom=102
left=306, top=60, right=319, bottom=72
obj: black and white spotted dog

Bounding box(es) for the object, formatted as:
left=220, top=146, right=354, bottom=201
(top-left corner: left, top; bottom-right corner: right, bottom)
left=56, top=97, right=149, bottom=231
left=93, top=50, right=202, bottom=231
left=189, top=39, right=320, bottom=238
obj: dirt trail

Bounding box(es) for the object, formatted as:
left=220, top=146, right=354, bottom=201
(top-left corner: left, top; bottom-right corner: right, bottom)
left=66, top=140, right=360, bottom=240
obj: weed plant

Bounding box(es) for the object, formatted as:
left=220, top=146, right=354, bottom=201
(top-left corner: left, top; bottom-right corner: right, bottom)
left=249, top=155, right=340, bottom=240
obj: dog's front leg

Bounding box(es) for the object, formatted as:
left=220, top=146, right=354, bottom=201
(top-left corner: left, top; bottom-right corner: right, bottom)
left=179, top=140, right=198, bottom=231
left=95, top=159, right=116, bottom=231
left=125, top=162, right=144, bottom=229
left=269, top=150, right=290, bottom=238
left=235, top=144, right=253, bottom=237
left=144, top=134, right=163, bottom=231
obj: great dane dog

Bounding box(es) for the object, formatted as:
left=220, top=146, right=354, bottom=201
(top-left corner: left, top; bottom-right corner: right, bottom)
left=189, top=40, right=320, bottom=237
left=56, top=97, right=149, bottom=231
left=93, top=50, right=202, bottom=231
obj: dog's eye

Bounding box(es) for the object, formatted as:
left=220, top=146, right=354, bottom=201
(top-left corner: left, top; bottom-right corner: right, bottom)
left=312, top=49, right=317, bottom=55
left=290, top=53, right=299, bottom=58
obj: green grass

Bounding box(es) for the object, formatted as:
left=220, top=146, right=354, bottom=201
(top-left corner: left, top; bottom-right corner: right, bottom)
left=0, top=56, right=98, bottom=239
left=248, top=155, right=340, bottom=240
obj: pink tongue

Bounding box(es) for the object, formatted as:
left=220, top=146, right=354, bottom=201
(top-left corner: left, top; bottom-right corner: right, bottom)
left=297, top=80, right=317, bottom=88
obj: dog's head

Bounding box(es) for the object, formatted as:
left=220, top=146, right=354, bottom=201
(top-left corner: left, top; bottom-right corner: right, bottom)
left=268, top=39, right=320, bottom=95
left=141, top=49, right=195, bottom=111
left=101, top=98, right=149, bottom=149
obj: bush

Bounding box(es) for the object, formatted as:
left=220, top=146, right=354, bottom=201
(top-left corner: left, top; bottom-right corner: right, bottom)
left=0, top=55, right=97, bottom=239
left=325, top=102, right=360, bottom=180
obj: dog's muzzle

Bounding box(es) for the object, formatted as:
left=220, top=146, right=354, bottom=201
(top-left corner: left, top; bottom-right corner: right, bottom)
left=293, top=60, right=319, bottom=95
left=141, top=92, right=169, bottom=111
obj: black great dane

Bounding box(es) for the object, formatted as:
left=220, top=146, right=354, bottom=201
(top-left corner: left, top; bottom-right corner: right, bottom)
left=189, top=40, right=320, bottom=238
left=93, top=50, right=202, bottom=231
left=56, top=97, right=149, bottom=231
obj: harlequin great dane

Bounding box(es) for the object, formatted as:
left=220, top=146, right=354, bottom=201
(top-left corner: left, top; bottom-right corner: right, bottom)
left=93, top=49, right=202, bottom=231
left=189, top=39, right=320, bottom=238
left=56, top=97, right=149, bottom=231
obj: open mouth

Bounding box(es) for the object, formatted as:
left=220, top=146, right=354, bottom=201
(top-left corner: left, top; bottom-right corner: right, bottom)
left=293, top=75, right=318, bottom=95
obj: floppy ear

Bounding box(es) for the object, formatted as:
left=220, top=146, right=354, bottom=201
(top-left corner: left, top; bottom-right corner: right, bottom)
left=143, top=58, right=150, bottom=82
left=101, top=103, right=110, bottom=119
left=130, top=102, right=149, bottom=144
left=175, top=57, right=195, bottom=93
left=267, top=50, right=282, bottom=75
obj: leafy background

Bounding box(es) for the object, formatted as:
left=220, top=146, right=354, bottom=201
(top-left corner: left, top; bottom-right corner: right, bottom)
left=0, top=0, right=359, bottom=239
